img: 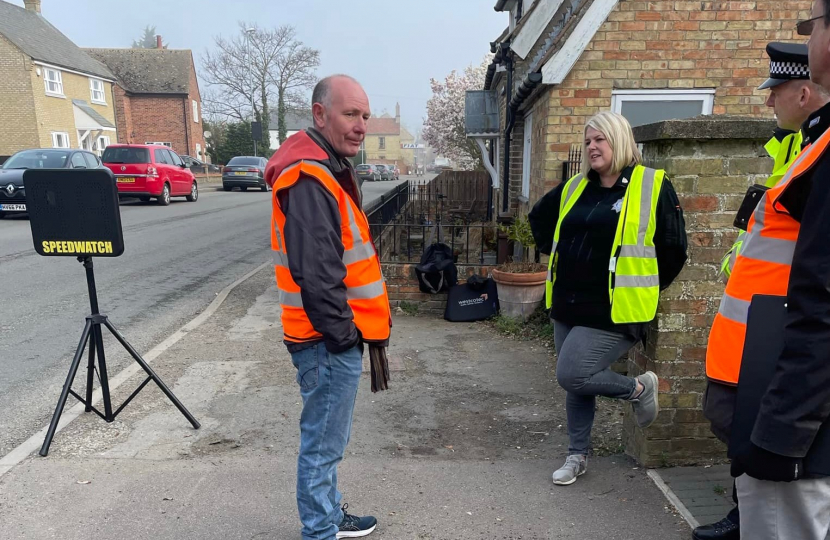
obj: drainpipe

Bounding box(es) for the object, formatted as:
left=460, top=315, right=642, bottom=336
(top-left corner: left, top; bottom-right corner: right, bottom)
left=501, top=44, right=514, bottom=214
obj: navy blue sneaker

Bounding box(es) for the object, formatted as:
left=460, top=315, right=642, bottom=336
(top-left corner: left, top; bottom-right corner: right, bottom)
left=336, top=504, right=377, bottom=538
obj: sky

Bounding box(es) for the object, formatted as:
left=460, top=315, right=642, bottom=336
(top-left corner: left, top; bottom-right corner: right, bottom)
left=16, top=0, right=506, bottom=135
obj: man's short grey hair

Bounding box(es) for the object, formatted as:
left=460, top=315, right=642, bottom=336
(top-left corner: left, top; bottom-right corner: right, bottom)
left=312, top=74, right=360, bottom=108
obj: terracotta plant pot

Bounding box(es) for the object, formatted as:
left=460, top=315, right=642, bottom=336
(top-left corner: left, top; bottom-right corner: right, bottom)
left=491, top=268, right=548, bottom=321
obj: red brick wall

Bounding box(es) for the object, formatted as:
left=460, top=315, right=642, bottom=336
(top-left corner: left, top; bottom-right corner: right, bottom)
left=111, top=60, right=205, bottom=159
left=537, top=0, right=812, bottom=191
left=383, top=263, right=495, bottom=313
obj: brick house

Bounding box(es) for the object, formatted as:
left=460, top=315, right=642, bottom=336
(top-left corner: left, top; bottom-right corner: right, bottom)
left=85, top=45, right=206, bottom=161
left=364, top=104, right=416, bottom=171
left=473, top=0, right=811, bottom=218
left=0, top=0, right=118, bottom=159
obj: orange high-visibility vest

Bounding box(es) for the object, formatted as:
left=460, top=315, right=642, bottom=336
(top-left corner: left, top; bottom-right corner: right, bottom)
left=271, top=160, right=391, bottom=345
left=705, top=126, right=830, bottom=385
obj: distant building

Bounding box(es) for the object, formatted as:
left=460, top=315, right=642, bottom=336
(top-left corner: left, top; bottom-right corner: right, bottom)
left=269, top=109, right=313, bottom=150
left=0, top=0, right=118, bottom=158
left=364, top=103, right=415, bottom=171
left=86, top=42, right=205, bottom=160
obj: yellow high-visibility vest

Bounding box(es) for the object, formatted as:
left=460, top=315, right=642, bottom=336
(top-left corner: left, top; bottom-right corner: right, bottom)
left=545, top=165, right=665, bottom=324
left=720, top=131, right=803, bottom=279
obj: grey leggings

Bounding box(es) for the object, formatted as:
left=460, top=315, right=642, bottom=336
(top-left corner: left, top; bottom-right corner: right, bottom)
left=553, top=320, right=638, bottom=455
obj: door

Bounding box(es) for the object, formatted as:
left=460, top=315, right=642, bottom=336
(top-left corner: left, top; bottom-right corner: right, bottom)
left=165, top=150, right=188, bottom=194
left=522, top=113, right=532, bottom=200
left=154, top=148, right=175, bottom=192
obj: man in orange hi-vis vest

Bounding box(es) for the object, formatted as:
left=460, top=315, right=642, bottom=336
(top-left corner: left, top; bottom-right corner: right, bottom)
left=702, top=5, right=830, bottom=538
left=264, top=75, right=391, bottom=540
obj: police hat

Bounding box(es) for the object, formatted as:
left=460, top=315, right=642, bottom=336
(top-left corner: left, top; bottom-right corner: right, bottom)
left=758, top=42, right=810, bottom=90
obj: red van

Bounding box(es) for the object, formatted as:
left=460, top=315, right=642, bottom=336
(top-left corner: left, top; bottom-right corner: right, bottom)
left=102, top=144, right=198, bottom=206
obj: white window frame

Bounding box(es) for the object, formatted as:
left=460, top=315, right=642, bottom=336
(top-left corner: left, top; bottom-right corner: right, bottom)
left=521, top=112, right=532, bottom=200
left=97, top=135, right=111, bottom=156
left=145, top=141, right=172, bottom=147
left=90, top=78, right=106, bottom=105
left=195, top=143, right=202, bottom=159
left=51, top=132, right=70, bottom=148
left=44, top=68, right=64, bottom=97
left=192, top=100, right=199, bottom=123
left=610, top=89, right=716, bottom=116
left=378, top=136, right=386, bottom=150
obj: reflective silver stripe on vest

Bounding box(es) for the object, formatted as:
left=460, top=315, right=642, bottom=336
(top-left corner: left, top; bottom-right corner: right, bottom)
left=718, top=294, right=750, bottom=324
left=279, top=290, right=304, bottom=308
left=343, top=241, right=376, bottom=265
left=274, top=222, right=283, bottom=251
left=273, top=250, right=289, bottom=268
left=637, top=168, right=657, bottom=242
left=618, top=245, right=656, bottom=258
left=346, top=280, right=386, bottom=300
left=564, top=175, right=584, bottom=203
left=615, top=274, right=659, bottom=288
left=343, top=190, right=366, bottom=247
left=737, top=173, right=797, bottom=266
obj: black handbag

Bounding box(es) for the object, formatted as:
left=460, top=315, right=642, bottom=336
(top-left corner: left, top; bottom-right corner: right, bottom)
left=444, top=275, right=499, bottom=322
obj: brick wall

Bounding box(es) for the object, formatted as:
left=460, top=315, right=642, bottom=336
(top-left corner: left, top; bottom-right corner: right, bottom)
left=623, top=116, right=775, bottom=467
left=384, top=263, right=495, bottom=313
left=536, top=0, right=811, bottom=192
left=121, top=94, right=189, bottom=155
left=0, top=34, right=37, bottom=155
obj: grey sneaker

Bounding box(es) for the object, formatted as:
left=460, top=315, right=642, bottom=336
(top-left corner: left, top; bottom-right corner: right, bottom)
left=552, top=454, right=587, bottom=486
left=631, top=371, right=660, bottom=428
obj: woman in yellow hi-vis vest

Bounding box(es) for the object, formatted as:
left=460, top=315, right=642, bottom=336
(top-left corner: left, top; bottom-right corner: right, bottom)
left=529, top=112, right=688, bottom=486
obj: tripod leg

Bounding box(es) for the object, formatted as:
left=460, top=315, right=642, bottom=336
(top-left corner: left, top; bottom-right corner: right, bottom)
left=103, top=321, right=200, bottom=429
left=84, top=327, right=97, bottom=412
left=40, top=320, right=93, bottom=457
left=92, top=324, right=114, bottom=421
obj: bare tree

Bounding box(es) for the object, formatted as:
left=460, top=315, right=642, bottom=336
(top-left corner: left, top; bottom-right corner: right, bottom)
left=268, top=34, right=319, bottom=143
left=201, top=23, right=319, bottom=150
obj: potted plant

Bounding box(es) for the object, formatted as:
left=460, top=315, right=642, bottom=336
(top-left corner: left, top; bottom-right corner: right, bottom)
left=491, top=215, right=548, bottom=321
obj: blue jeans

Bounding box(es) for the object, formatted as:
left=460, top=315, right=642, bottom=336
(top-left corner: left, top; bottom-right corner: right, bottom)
left=291, top=343, right=363, bottom=540
left=553, top=321, right=638, bottom=455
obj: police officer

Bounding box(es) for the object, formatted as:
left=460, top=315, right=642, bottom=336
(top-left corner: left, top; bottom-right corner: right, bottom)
left=719, top=42, right=829, bottom=283
left=696, top=41, right=830, bottom=540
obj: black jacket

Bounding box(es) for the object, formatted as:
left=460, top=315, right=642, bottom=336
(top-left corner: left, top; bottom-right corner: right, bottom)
left=276, top=128, right=363, bottom=354
left=528, top=166, right=687, bottom=337
left=750, top=103, right=830, bottom=460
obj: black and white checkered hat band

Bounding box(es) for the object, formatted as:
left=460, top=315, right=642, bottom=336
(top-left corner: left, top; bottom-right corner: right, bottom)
left=770, top=60, right=810, bottom=79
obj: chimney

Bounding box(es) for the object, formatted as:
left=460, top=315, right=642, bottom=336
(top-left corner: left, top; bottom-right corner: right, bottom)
left=156, top=35, right=163, bottom=49
left=24, top=0, right=41, bottom=13
left=395, top=102, right=400, bottom=124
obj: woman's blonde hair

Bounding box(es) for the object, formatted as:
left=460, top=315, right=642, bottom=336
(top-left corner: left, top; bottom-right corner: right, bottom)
left=581, top=111, right=642, bottom=178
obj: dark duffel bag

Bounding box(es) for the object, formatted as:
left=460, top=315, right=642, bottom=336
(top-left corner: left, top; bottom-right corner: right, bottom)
left=444, top=275, right=499, bottom=322
left=415, top=241, right=457, bottom=293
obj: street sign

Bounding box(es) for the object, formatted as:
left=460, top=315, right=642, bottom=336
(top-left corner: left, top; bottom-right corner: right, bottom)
left=251, top=121, right=263, bottom=142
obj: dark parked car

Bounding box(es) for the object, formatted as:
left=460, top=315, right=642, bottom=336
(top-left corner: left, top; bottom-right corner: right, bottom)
left=374, top=164, right=392, bottom=181
left=0, top=148, right=104, bottom=218
left=181, top=155, right=221, bottom=174
left=223, top=156, right=269, bottom=192
left=355, top=164, right=381, bottom=182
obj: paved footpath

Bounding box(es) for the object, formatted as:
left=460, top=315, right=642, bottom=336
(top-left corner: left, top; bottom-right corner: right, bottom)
left=0, top=267, right=690, bottom=540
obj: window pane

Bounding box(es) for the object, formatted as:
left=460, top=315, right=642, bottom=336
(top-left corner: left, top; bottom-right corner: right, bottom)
left=83, top=153, right=98, bottom=168
left=71, top=153, right=87, bottom=167
left=154, top=149, right=169, bottom=164
left=619, top=100, right=704, bottom=128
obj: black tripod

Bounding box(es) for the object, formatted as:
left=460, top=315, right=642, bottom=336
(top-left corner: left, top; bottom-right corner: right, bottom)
left=40, top=256, right=200, bottom=456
